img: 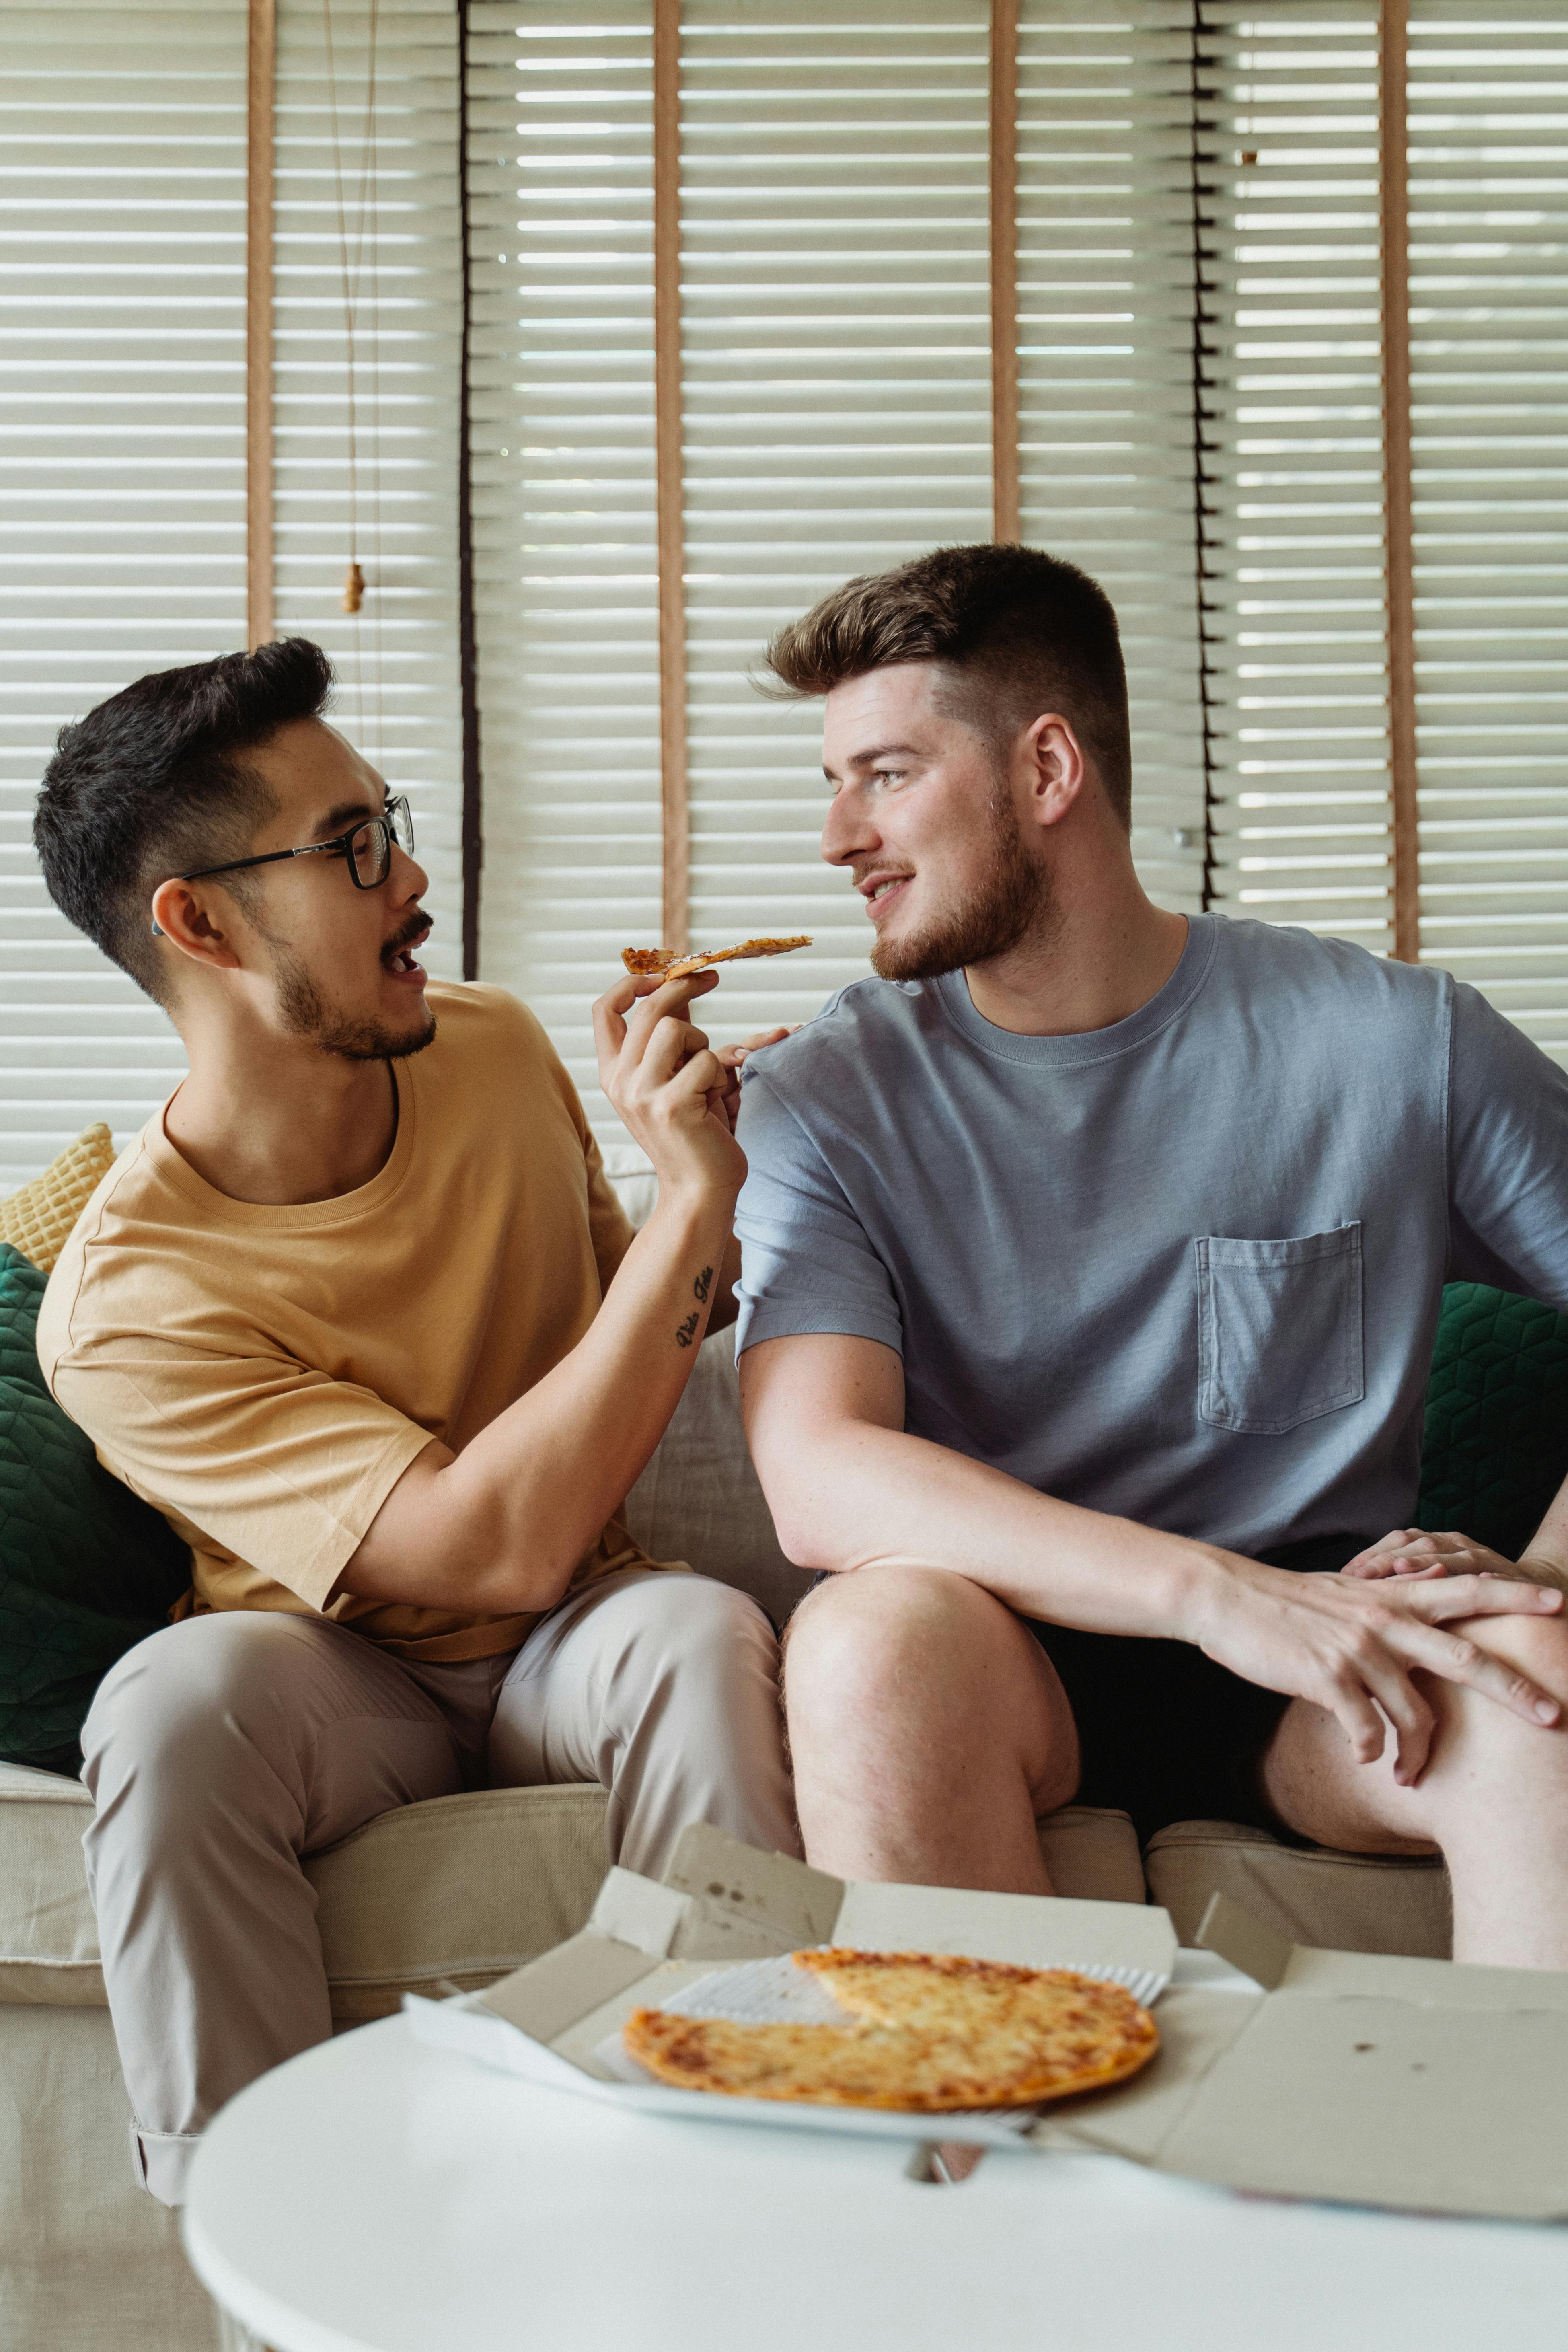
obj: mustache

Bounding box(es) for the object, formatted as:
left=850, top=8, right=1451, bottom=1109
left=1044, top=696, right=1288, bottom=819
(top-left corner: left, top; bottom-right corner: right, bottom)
left=381, top=909, right=431, bottom=963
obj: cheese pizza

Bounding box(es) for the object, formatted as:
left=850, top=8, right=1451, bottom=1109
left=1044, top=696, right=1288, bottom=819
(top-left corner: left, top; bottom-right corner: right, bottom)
left=622, top=1948, right=1158, bottom=2112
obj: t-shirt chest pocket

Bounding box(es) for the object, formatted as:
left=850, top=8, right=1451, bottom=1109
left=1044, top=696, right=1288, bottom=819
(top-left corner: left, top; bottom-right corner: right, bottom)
left=1194, top=1223, right=1365, bottom=1435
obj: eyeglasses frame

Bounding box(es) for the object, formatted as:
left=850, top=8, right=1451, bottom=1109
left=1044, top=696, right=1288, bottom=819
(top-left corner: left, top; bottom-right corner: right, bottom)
left=149, top=794, right=415, bottom=938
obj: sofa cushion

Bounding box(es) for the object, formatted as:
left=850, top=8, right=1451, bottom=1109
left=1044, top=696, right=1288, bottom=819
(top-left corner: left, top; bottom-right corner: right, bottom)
left=0, top=1760, right=611, bottom=2021
left=0, top=1762, right=101, bottom=2004
left=0, top=1246, right=191, bottom=1772
left=0, top=1758, right=1145, bottom=2013
left=0, top=1123, right=115, bottom=1278
left=1036, top=1805, right=1145, bottom=1905
left=1418, top=1281, right=1568, bottom=1559
left=623, top=1326, right=814, bottom=1629
left=1145, top=1818, right=1452, bottom=1959
left=308, top=1784, right=610, bottom=2022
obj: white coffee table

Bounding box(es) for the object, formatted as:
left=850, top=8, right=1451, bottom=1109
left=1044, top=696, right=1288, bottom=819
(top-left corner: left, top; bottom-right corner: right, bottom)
left=184, top=1962, right=1568, bottom=2352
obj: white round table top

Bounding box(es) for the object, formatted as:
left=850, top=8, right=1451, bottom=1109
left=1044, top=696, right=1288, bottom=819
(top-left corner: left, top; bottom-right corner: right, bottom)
left=184, top=2007, right=1568, bottom=2352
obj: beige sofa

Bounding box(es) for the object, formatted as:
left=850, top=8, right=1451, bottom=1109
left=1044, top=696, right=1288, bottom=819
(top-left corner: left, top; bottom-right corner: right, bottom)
left=0, top=1327, right=1453, bottom=2351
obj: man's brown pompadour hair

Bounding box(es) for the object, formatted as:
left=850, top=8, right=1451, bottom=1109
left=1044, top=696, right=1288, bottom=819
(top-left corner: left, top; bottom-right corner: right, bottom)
left=764, top=542, right=1132, bottom=831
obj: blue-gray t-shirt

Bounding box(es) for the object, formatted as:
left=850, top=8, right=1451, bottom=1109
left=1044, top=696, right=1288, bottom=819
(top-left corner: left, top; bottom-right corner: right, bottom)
left=734, top=914, right=1568, bottom=1557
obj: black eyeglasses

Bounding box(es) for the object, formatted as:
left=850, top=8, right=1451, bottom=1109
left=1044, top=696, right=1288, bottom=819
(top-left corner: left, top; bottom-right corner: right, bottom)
left=151, top=796, right=415, bottom=936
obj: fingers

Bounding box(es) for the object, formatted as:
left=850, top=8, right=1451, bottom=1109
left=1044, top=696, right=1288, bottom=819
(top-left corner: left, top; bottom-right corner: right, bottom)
left=623, top=969, right=719, bottom=1059
left=596, top=968, right=718, bottom=1061
left=715, top=1025, right=795, bottom=1072
left=1327, top=1673, right=1397, bottom=1772
left=642, top=1017, right=714, bottom=1088
left=1342, top=1529, right=1482, bottom=1579
left=1398, top=1573, right=1563, bottom=1624
left=1377, top=1611, right=1563, bottom=1731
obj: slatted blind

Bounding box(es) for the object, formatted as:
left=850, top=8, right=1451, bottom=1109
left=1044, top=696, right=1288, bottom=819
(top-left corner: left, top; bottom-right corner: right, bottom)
left=1195, top=4, right=1396, bottom=951
left=679, top=0, right=991, bottom=1045
left=466, top=2, right=1209, bottom=1147
left=0, top=0, right=247, bottom=1190
left=465, top=3, right=997, bottom=1138
left=1408, top=4, right=1568, bottom=1062
left=274, top=0, right=467, bottom=976
left=0, top=0, right=465, bottom=1199
left=1017, top=0, right=1208, bottom=912
left=466, top=4, right=662, bottom=1142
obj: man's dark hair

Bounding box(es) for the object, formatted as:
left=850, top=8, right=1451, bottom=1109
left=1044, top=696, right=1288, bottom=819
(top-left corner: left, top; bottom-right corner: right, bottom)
left=34, top=638, right=334, bottom=1003
left=764, top=544, right=1132, bottom=830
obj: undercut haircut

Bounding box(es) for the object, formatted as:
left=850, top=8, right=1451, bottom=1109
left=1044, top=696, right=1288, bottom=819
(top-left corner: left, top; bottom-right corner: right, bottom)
left=34, top=638, right=334, bottom=1003
left=764, top=543, right=1133, bottom=830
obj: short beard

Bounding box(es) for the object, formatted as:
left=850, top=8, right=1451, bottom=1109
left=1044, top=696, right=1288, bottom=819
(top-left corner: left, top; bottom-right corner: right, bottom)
left=870, top=772, right=1054, bottom=983
left=267, top=936, right=437, bottom=1063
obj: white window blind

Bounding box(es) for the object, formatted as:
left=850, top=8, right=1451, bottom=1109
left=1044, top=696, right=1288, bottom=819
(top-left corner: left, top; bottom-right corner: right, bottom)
left=1196, top=4, right=1396, bottom=951
left=466, top=3, right=662, bottom=1141
left=1017, top=0, right=1208, bottom=913
left=466, top=2, right=1216, bottom=1147
left=465, top=3, right=997, bottom=1140
left=1408, top=3, right=1568, bottom=1063
left=0, top=0, right=247, bottom=1191
left=274, top=0, right=467, bottom=976
left=679, top=0, right=991, bottom=1045
left=0, top=0, right=464, bottom=1201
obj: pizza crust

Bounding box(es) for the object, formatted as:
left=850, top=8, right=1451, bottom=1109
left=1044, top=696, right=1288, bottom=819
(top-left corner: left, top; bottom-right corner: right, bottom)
left=622, top=1949, right=1159, bottom=2112
left=621, top=935, right=812, bottom=981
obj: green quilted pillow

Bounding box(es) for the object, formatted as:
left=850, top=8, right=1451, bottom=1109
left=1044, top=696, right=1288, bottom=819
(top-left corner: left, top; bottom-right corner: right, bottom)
left=1418, top=1283, right=1568, bottom=1561
left=0, top=1241, right=190, bottom=1773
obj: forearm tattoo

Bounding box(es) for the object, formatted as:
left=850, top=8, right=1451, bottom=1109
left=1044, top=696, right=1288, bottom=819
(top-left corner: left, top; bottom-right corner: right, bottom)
left=676, top=1266, right=715, bottom=1348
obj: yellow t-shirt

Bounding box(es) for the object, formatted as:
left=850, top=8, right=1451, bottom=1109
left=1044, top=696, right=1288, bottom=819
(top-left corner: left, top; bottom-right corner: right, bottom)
left=36, top=983, right=652, bottom=1662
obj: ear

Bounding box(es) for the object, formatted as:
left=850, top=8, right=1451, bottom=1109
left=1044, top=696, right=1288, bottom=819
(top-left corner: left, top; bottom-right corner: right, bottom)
left=148, top=878, right=244, bottom=974
left=1022, top=715, right=1088, bottom=829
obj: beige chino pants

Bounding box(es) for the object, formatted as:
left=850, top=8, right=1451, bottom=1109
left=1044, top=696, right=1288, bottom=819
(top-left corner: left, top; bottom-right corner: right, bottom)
left=79, top=1567, right=799, bottom=2205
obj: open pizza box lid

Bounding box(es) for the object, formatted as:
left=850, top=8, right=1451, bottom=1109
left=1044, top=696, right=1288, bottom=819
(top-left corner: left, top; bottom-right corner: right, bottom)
left=1030, top=1890, right=1568, bottom=2222
left=405, top=1822, right=1178, bottom=2153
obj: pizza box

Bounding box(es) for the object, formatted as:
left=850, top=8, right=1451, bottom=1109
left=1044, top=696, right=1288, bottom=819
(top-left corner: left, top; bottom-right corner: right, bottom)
left=1028, top=1889, right=1568, bottom=2222
left=406, top=1826, right=1568, bottom=2219
left=405, top=1820, right=1178, bottom=2155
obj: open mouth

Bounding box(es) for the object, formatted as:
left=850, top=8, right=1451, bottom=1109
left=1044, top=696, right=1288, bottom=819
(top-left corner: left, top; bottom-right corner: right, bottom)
left=861, top=874, right=912, bottom=918
left=382, top=921, right=431, bottom=982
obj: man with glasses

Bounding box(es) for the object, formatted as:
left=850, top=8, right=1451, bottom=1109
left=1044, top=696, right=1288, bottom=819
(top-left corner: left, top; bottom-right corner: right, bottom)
left=32, top=638, right=797, bottom=2205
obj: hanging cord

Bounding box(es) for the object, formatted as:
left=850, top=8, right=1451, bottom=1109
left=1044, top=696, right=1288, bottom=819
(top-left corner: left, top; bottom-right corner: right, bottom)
left=322, top=0, right=381, bottom=748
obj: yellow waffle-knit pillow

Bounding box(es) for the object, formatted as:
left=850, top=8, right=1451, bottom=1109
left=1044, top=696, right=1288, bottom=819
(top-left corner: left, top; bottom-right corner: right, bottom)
left=0, top=1123, right=117, bottom=1274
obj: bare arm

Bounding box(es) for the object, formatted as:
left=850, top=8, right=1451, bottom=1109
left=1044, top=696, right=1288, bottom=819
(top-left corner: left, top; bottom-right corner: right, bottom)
left=705, top=1230, right=745, bottom=1335
left=740, top=1331, right=1565, bottom=1781
left=339, top=970, right=740, bottom=1618
left=701, top=1023, right=795, bottom=1335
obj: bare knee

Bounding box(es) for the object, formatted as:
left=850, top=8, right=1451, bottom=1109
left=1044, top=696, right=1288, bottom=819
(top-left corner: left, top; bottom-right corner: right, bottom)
left=784, top=1565, right=978, bottom=1716
left=1486, top=1606, right=1568, bottom=1704
left=783, top=1566, right=1075, bottom=1811
left=1435, top=1606, right=1568, bottom=1754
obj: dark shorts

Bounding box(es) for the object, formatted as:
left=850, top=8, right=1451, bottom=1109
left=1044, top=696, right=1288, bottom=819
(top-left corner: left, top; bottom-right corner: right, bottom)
left=1027, top=1533, right=1366, bottom=1844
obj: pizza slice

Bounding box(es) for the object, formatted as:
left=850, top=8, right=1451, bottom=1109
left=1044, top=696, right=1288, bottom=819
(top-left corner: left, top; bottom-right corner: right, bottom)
left=621, top=935, right=812, bottom=981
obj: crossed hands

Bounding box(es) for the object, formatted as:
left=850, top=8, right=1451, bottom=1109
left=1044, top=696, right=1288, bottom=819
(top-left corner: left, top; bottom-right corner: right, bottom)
left=593, top=966, right=795, bottom=1199
left=1195, top=1528, right=1566, bottom=1787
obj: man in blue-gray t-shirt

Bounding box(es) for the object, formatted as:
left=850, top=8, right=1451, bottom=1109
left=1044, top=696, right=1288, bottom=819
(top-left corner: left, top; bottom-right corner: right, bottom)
left=734, top=542, right=1568, bottom=1970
